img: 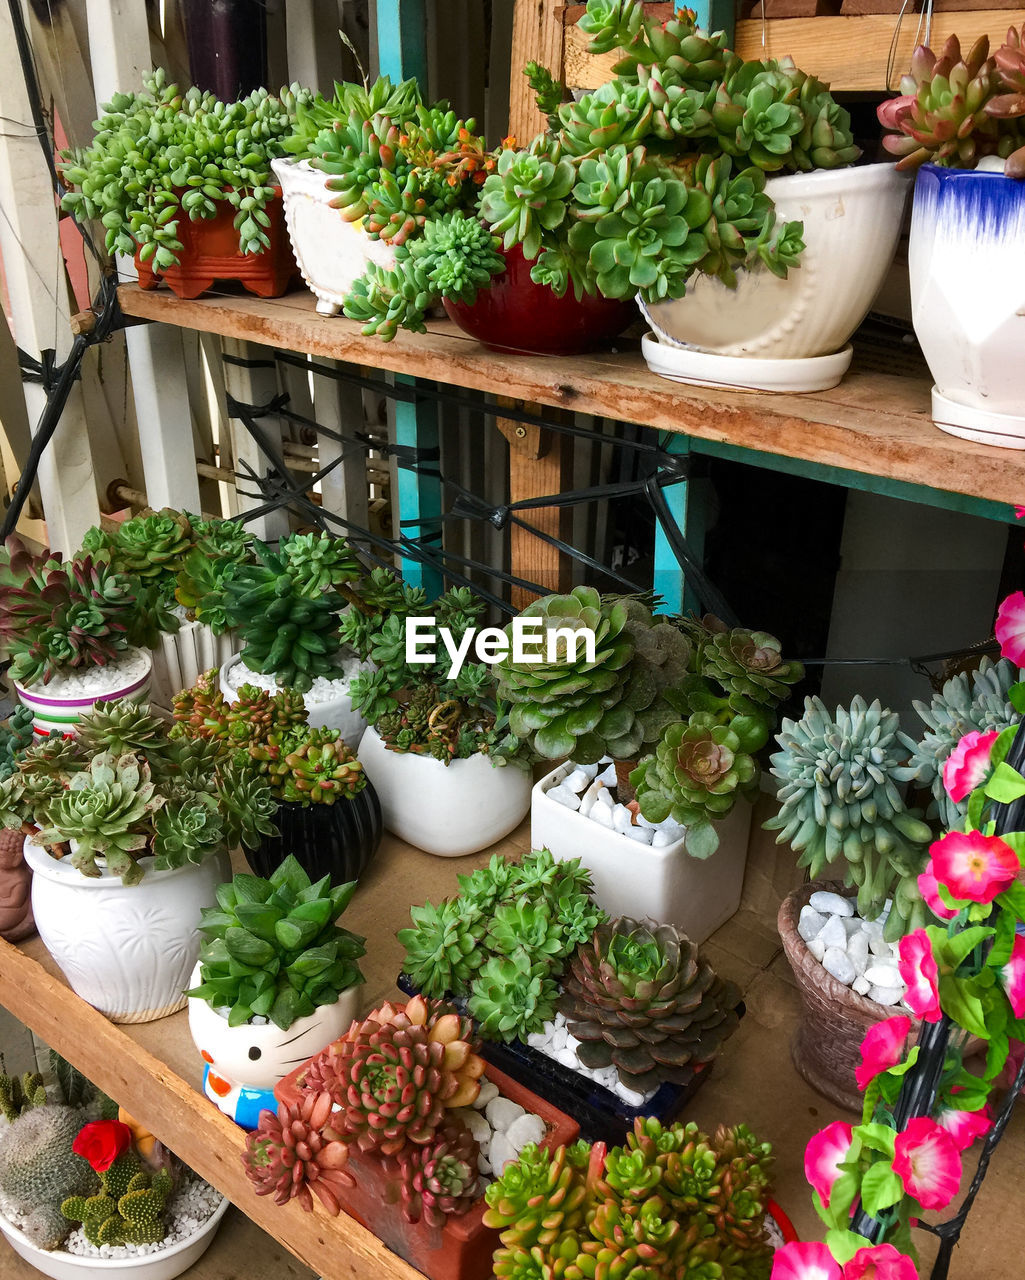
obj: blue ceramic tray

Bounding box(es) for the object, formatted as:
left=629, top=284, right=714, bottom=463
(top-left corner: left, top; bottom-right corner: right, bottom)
left=396, top=971, right=741, bottom=1145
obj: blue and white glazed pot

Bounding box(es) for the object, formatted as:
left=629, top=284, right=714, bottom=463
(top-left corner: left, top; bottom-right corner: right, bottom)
left=909, top=161, right=1025, bottom=447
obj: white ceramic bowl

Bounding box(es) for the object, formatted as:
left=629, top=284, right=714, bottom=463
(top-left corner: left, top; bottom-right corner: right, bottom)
left=0, top=1196, right=229, bottom=1280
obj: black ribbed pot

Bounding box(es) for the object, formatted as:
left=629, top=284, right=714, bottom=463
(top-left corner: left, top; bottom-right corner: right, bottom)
left=245, top=783, right=383, bottom=884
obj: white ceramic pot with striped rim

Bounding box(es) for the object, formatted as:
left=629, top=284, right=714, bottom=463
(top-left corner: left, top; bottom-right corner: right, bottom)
left=13, top=647, right=153, bottom=737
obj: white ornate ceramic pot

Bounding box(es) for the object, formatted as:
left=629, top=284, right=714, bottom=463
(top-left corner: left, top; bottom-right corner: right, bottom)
left=639, top=163, right=911, bottom=391
left=909, top=161, right=1025, bottom=447
left=23, top=839, right=230, bottom=1023
left=358, top=726, right=532, bottom=856
left=186, top=971, right=360, bottom=1129
left=270, top=157, right=396, bottom=316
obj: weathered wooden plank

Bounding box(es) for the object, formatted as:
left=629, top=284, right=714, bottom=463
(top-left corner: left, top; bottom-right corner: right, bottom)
left=508, top=0, right=566, bottom=142
left=115, top=285, right=1025, bottom=513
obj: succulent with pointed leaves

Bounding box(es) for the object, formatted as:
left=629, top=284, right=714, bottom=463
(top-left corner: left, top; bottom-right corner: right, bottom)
left=243, top=1089, right=354, bottom=1213
left=467, top=952, right=560, bottom=1043
left=385, top=1118, right=480, bottom=1226
left=479, top=140, right=577, bottom=259
left=559, top=917, right=742, bottom=1092
left=76, top=699, right=176, bottom=773
left=279, top=532, right=362, bottom=597
left=398, top=897, right=488, bottom=998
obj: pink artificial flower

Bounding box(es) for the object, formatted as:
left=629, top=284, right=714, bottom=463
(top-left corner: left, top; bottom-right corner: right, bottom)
left=1000, top=933, right=1025, bottom=1018
left=935, top=1104, right=993, bottom=1150
left=856, top=1015, right=912, bottom=1091
left=929, top=830, right=1020, bottom=904
left=996, top=591, right=1025, bottom=666
left=1015, top=506, right=1025, bottom=521
left=843, top=1244, right=918, bottom=1280
left=804, top=1122, right=854, bottom=1208
left=898, top=930, right=942, bottom=1023
left=918, top=859, right=960, bottom=922
left=942, top=729, right=1000, bottom=804
left=771, top=1242, right=842, bottom=1280
left=892, top=1117, right=963, bottom=1211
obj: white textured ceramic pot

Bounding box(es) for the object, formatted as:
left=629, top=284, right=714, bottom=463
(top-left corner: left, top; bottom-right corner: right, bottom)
left=909, top=161, right=1025, bottom=447
left=639, top=163, right=911, bottom=391
left=531, top=763, right=752, bottom=942
left=14, top=648, right=152, bottom=738
left=271, top=157, right=396, bottom=316
left=219, top=652, right=369, bottom=745
left=187, top=969, right=360, bottom=1128
left=149, top=623, right=236, bottom=711
left=358, top=726, right=532, bottom=856
left=23, top=839, right=230, bottom=1023
left=0, top=1197, right=229, bottom=1280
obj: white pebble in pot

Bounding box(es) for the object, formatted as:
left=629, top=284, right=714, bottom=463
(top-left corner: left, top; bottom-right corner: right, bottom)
left=506, top=1113, right=546, bottom=1152
left=817, top=915, right=848, bottom=951
left=485, top=1096, right=526, bottom=1131
left=809, top=891, right=855, bottom=917
left=489, top=1132, right=518, bottom=1174
left=798, top=907, right=827, bottom=942
left=474, top=1079, right=499, bottom=1108
left=823, top=947, right=856, bottom=985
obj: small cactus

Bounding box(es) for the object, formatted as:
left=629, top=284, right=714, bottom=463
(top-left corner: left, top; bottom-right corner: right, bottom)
left=62, top=1151, right=173, bottom=1246
left=0, top=1062, right=46, bottom=1122
left=0, top=1106, right=96, bottom=1249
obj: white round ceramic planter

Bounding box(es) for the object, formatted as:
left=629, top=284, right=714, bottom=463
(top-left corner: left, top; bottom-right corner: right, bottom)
left=23, top=839, right=230, bottom=1023
left=640, top=163, right=911, bottom=391
left=14, top=648, right=152, bottom=738
left=271, top=157, right=397, bottom=316
left=219, top=652, right=369, bottom=745
left=531, top=763, right=752, bottom=943
left=187, top=967, right=360, bottom=1128
left=909, top=160, right=1025, bottom=448
left=0, top=1196, right=228, bottom=1280
left=358, top=726, right=532, bottom=856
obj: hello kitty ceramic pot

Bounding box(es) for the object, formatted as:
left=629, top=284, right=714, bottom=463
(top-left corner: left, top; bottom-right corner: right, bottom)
left=186, top=964, right=360, bottom=1129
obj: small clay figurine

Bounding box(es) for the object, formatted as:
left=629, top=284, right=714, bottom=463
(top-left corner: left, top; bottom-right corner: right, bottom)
left=0, top=829, right=33, bottom=942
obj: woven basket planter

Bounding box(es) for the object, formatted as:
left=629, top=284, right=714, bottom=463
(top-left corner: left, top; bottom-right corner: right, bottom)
left=778, top=880, right=916, bottom=1114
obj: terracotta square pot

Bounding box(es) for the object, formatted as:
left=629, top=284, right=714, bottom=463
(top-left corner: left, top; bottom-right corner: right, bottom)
left=275, top=1059, right=579, bottom=1280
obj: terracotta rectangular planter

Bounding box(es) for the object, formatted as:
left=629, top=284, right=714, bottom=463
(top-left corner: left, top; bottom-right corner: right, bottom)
left=135, top=190, right=297, bottom=299
left=275, top=1060, right=579, bottom=1280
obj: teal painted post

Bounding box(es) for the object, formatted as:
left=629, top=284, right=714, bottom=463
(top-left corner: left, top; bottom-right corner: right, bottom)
left=690, top=0, right=735, bottom=41
left=652, top=435, right=700, bottom=616
left=376, top=1, right=442, bottom=594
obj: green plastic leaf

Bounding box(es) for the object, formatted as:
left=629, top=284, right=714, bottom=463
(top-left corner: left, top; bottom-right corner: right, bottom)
left=939, top=974, right=990, bottom=1040
left=854, top=1123, right=897, bottom=1158
left=825, top=1229, right=872, bottom=1266
left=860, top=1162, right=904, bottom=1216
left=984, top=761, right=1025, bottom=804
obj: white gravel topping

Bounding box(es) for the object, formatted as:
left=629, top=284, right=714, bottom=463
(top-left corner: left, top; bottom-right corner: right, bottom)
left=23, top=648, right=150, bottom=699
left=546, top=759, right=688, bottom=847
left=224, top=653, right=363, bottom=706
left=526, top=1012, right=657, bottom=1107
left=800, top=896, right=911, bottom=1012
left=450, top=1076, right=548, bottom=1180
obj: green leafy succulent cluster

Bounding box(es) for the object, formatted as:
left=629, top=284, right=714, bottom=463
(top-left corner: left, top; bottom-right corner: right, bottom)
left=485, top=1117, right=775, bottom=1280
left=0, top=706, right=34, bottom=784
left=62, top=1152, right=173, bottom=1247
left=0, top=697, right=278, bottom=884
left=399, top=848, right=605, bottom=1042
left=60, top=69, right=311, bottom=268
left=187, top=855, right=365, bottom=1029
left=765, top=695, right=934, bottom=939
left=878, top=28, right=1025, bottom=178
left=345, top=582, right=527, bottom=766
left=171, top=670, right=367, bottom=806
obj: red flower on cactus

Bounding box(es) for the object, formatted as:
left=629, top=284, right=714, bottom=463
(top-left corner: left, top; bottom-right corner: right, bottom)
left=1000, top=933, right=1025, bottom=1018
left=898, top=930, right=941, bottom=1023
left=804, top=1122, right=854, bottom=1208
left=71, top=1119, right=132, bottom=1172
left=942, top=729, right=999, bottom=803
left=892, top=1117, right=962, bottom=1211
left=929, top=830, right=1020, bottom=904
left=771, top=1241, right=841, bottom=1280
left=843, top=1243, right=917, bottom=1280
left=996, top=591, right=1025, bottom=666
left=855, top=1015, right=912, bottom=1092
left=918, top=859, right=960, bottom=922
left=935, top=1103, right=993, bottom=1151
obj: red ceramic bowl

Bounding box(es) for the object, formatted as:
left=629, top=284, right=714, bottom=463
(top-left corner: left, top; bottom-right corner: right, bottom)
left=444, top=244, right=636, bottom=356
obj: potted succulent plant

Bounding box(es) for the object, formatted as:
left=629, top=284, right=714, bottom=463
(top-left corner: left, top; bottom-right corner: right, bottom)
left=248, top=993, right=579, bottom=1280
left=450, top=1, right=911, bottom=388
left=171, top=672, right=382, bottom=882
left=0, top=705, right=36, bottom=942
left=0, top=698, right=276, bottom=1023
left=185, top=856, right=365, bottom=1129
left=0, top=1060, right=227, bottom=1279
left=209, top=532, right=371, bottom=741
left=59, top=69, right=307, bottom=299
left=83, top=508, right=253, bottom=709
left=397, top=848, right=743, bottom=1142
left=484, top=1117, right=796, bottom=1278
left=495, top=591, right=802, bottom=938
left=877, top=26, right=1025, bottom=446
left=0, top=537, right=174, bottom=736
left=343, top=577, right=531, bottom=856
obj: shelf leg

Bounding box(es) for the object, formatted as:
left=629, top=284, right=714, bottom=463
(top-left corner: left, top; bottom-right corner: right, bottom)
left=391, top=378, right=443, bottom=595
left=375, top=0, right=429, bottom=85
left=497, top=416, right=572, bottom=607
left=691, top=0, right=735, bottom=41
left=653, top=435, right=704, bottom=617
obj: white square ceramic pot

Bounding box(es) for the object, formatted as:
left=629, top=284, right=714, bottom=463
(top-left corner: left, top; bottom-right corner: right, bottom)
left=530, top=763, right=752, bottom=942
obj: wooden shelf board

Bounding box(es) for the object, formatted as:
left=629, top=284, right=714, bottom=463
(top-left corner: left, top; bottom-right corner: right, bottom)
left=562, top=11, right=1017, bottom=93
left=0, top=825, right=529, bottom=1280
left=117, top=284, right=1025, bottom=511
